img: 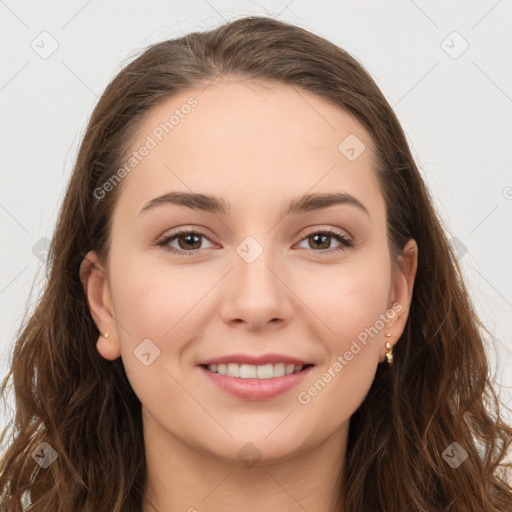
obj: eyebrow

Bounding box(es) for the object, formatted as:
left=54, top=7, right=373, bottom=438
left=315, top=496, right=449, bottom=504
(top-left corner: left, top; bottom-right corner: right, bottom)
left=139, top=191, right=370, bottom=218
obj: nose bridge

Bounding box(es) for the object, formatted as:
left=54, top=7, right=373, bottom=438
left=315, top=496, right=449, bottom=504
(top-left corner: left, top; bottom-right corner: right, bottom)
left=220, top=233, right=292, bottom=328
left=234, top=233, right=281, bottom=296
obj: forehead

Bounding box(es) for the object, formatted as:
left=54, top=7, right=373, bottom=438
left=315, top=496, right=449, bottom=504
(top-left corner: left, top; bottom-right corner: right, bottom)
left=113, top=78, right=384, bottom=221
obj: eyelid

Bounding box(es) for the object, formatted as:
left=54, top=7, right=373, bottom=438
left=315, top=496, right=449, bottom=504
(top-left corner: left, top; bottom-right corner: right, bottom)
left=157, top=224, right=214, bottom=240
left=298, top=225, right=352, bottom=241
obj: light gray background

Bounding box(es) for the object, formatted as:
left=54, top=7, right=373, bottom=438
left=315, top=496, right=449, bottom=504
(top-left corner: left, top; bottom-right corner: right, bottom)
left=1, top=0, right=511, bottom=436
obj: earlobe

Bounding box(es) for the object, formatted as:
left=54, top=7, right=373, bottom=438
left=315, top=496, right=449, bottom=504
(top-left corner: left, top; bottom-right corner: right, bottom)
left=96, top=332, right=122, bottom=361
left=79, top=251, right=121, bottom=361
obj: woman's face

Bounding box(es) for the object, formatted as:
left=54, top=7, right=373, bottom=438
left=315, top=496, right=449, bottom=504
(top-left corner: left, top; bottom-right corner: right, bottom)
left=83, top=77, right=416, bottom=466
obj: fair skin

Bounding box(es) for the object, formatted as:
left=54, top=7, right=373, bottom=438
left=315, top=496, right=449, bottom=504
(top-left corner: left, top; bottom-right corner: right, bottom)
left=80, top=78, right=417, bottom=512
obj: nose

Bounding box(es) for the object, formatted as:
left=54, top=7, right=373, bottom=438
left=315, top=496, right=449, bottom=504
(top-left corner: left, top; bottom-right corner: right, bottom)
left=219, top=242, right=293, bottom=331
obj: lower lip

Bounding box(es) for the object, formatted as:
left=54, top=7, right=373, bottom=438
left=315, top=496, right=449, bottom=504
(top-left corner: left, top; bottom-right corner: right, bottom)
left=199, top=365, right=314, bottom=400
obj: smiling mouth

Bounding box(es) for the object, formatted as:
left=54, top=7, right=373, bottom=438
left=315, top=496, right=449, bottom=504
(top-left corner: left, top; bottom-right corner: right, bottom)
left=201, top=363, right=314, bottom=379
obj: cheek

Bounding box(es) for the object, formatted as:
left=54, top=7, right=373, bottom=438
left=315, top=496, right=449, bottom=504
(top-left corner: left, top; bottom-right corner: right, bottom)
left=304, top=256, right=392, bottom=345
left=108, top=258, right=201, bottom=409
left=109, top=252, right=207, bottom=338
left=294, top=266, right=391, bottom=427
left=298, top=255, right=391, bottom=393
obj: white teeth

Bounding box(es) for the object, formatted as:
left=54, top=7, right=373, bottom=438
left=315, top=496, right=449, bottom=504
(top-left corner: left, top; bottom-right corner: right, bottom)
left=273, top=363, right=286, bottom=377
left=227, top=363, right=239, bottom=377
left=256, top=364, right=273, bottom=379
left=240, top=364, right=257, bottom=378
left=206, top=362, right=306, bottom=378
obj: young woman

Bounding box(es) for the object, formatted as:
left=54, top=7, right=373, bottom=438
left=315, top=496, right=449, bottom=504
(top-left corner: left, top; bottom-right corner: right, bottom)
left=1, top=15, right=511, bottom=512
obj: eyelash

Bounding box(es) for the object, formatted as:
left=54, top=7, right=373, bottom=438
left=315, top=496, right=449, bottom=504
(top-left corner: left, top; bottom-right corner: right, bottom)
left=157, top=228, right=354, bottom=256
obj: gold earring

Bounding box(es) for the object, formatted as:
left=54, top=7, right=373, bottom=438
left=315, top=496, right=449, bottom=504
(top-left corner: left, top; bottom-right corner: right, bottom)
left=385, top=339, right=393, bottom=365
left=103, top=333, right=109, bottom=338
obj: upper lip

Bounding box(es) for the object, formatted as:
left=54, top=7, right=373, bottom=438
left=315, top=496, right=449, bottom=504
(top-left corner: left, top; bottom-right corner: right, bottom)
left=198, top=353, right=314, bottom=366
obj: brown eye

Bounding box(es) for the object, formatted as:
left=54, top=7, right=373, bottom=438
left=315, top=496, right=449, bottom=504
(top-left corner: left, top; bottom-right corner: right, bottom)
left=297, top=229, right=354, bottom=254
left=176, top=233, right=202, bottom=250
left=158, top=230, right=215, bottom=254
left=307, top=233, right=332, bottom=250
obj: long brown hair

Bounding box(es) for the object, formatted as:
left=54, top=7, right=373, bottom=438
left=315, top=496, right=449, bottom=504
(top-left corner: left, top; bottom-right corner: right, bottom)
left=1, top=15, right=511, bottom=512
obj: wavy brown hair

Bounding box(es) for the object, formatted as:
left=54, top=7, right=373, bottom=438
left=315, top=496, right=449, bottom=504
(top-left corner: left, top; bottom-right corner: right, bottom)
left=1, top=15, right=511, bottom=512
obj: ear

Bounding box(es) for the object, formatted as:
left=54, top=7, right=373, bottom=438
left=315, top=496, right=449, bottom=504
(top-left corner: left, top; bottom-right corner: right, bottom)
left=381, top=238, right=418, bottom=361
left=79, top=250, right=121, bottom=361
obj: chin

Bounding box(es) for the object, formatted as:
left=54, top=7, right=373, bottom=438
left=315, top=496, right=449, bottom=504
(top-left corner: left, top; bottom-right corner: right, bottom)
left=204, top=429, right=310, bottom=467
